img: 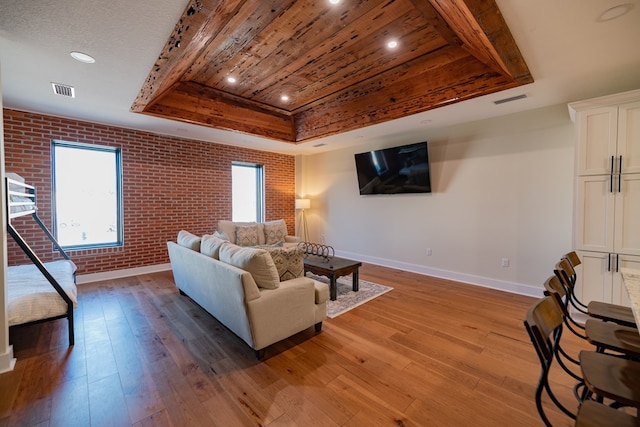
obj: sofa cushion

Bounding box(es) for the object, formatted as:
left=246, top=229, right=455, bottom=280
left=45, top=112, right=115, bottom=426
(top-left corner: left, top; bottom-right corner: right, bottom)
left=200, top=234, right=227, bottom=259
left=217, top=220, right=237, bottom=244
left=263, top=219, right=288, bottom=245
left=235, top=225, right=260, bottom=247
left=177, top=230, right=201, bottom=251
left=219, top=243, right=280, bottom=289
left=265, top=246, right=304, bottom=281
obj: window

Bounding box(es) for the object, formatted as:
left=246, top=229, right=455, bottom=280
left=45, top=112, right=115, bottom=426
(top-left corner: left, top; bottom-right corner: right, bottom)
left=52, top=140, right=123, bottom=249
left=232, top=162, right=264, bottom=222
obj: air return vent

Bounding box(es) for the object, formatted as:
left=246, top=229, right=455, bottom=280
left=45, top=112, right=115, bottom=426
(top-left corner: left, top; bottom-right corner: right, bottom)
left=493, top=94, right=527, bottom=105
left=51, top=82, right=75, bottom=98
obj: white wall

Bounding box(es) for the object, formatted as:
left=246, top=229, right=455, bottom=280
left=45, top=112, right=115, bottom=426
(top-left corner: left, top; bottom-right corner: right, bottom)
left=298, top=104, right=574, bottom=296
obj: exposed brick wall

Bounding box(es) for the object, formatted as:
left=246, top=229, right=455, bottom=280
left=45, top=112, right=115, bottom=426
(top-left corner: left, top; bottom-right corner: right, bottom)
left=3, top=109, right=296, bottom=274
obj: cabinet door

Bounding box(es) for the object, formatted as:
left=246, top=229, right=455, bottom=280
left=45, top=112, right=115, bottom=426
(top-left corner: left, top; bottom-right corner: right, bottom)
left=575, top=175, right=615, bottom=252
left=618, top=100, right=640, bottom=175
left=575, top=251, right=613, bottom=303
left=614, top=173, right=640, bottom=255
left=612, top=254, right=640, bottom=306
left=576, top=106, right=618, bottom=176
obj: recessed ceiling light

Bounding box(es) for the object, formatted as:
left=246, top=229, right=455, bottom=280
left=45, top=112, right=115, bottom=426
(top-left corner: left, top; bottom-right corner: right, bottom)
left=70, top=51, right=95, bottom=64
left=329, top=0, right=340, bottom=4
left=281, top=95, right=289, bottom=102
left=227, top=76, right=237, bottom=83
left=387, top=40, right=398, bottom=49
left=598, top=3, right=634, bottom=21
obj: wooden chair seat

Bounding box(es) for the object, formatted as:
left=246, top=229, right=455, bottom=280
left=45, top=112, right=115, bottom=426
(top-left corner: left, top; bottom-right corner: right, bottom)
left=558, top=254, right=637, bottom=328
left=576, top=400, right=640, bottom=427
left=585, top=319, right=640, bottom=359
left=525, top=294, right=640, bottom=425
left=589, top=301, right=637, bottom=328
left=579, top=351, right=640, bottom=408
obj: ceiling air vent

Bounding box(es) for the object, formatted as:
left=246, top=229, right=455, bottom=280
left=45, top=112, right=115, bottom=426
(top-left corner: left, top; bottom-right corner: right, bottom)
left=51, top=82, right=75, bottom=98
left=493, top=94, right=527, bottom=105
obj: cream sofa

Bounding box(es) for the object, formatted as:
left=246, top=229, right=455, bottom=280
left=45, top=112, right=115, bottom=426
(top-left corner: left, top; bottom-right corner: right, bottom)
left=217, top=219, right=301, bottom=248
left=167, top=231, right=328, bottom=358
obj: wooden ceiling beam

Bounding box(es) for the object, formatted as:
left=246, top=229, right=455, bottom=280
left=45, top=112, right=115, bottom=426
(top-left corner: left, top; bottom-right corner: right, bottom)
left=424, top=0, right=532, bottom=83
left=294, top=53, right=518, bottom=141
left=131, top=0, right=247, bottom=112
left=144, top=81, right=295, bottom=142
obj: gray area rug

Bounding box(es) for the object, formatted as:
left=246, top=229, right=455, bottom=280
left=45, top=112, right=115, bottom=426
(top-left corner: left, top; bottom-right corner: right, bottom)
left=306, top=273, right=393, bottom=318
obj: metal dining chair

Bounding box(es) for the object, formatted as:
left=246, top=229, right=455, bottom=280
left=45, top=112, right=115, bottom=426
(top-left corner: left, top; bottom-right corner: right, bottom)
left=524, top=295, right=640, bottom=426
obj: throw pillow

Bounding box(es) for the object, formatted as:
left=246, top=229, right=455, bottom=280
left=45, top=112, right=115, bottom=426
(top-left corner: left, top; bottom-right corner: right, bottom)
left=212, top=230, right=229, bottom=241
left=200, top=234, right=226, bottom=259
left=235, top=225, right=259, bottom=246
left=177, top=230, right=201, bottom=251
left=263, top=219, right=287, bottom=245
left=265, top=246, right=304, bottom=281
left=219, top=243, right=280, bottom=289
left=217, top=220, right=237, bottom=244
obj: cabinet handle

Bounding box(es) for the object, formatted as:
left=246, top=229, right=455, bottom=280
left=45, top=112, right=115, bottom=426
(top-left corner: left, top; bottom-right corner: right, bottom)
left=611, top=156, right=615, bottom=175
left=607, top=253, right=611, bottom=272
left=618, top=169, right=622, bottom=193
left=609, top=156, right=615, bottom=192
left=616, top=254, right=619, bottom=273
left=618, top=156, right=622, bottom=193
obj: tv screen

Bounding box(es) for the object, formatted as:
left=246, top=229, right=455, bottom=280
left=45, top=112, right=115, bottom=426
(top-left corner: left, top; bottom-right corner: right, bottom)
left=354, top=141, right=431, bottom=195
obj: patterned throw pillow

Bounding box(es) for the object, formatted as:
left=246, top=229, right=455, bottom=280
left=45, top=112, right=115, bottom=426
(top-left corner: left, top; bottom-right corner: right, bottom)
left=263, top=220, right=287, bottom=245
left=265, top=246, right=304, bottom=281
left=235, top=225, right=259, bottom=246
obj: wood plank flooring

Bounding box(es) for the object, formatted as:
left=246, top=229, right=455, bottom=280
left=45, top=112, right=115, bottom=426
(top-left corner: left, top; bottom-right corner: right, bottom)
left=0, top=264, right=590, bottom=426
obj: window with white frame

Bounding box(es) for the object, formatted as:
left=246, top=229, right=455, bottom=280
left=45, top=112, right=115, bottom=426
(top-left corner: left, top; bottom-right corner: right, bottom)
left=52, top=140, right=123, bottom=249
left=232, top=162, right=264, bottom=222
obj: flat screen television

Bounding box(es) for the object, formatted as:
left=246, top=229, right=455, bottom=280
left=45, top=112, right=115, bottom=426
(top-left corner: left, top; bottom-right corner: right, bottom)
left=354, top=141, right=431, bottom=195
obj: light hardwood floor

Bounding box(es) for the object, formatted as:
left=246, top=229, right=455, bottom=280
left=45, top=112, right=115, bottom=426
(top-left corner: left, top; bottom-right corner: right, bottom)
left=0, top=264, right=589, bottom=426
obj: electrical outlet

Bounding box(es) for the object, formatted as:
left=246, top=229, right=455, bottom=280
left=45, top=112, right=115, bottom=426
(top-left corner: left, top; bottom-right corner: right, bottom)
left=501, top=257, right=509, bottom=267
left=426, top=248, right=432, bottom=256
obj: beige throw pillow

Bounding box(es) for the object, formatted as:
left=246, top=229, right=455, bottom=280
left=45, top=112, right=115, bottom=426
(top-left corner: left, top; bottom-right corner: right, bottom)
left=263, top=220, right=287, bottom=245
left=265, top=246, right=304, bottom=281
left=235, top=225, right=259, bottom=246
left=177, top=230, right=201, bottom=251
left=219, top=243, right=280, bottom=289
left=200, top=234, right=227, bottom=259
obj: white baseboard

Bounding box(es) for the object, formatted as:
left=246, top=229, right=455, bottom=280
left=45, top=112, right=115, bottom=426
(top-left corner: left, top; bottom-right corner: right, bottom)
left=334, top=250, right=542, bottom=298
left=75, top=254, right=543, bottom=298
left=76, top=263, right=172, bottom=284
left=0, top=345, right=16, bottom=374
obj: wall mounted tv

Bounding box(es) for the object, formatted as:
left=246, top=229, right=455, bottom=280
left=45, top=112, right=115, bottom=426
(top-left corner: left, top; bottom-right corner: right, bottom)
left=354, top=141, right=431, bottom=195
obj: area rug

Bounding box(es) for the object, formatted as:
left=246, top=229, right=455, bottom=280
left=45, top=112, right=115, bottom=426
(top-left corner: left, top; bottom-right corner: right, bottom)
left=306, top=273, right=393, bottom=318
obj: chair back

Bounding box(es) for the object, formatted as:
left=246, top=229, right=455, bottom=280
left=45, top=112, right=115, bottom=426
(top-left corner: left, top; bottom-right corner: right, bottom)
left=554, top=258, right=576, bottom=291
left=524, top=295, right=575, bottom=426
left=563, top=251, right=582, bottom=268
left=525, top=296, right=564, bottom=363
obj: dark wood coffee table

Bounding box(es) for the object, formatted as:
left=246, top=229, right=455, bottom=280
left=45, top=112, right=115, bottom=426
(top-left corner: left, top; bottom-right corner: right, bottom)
left=303, top=255, right=362, bottom=301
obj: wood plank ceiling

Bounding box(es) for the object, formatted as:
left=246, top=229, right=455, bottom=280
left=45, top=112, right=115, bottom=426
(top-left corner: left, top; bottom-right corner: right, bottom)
left=131, top=0, right=532, bottom=144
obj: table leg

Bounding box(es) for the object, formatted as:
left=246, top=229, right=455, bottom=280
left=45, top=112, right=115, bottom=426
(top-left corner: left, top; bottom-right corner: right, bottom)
left=330, top=274, right=337, bottom=301
left=352, top=268, right=359, bottom=292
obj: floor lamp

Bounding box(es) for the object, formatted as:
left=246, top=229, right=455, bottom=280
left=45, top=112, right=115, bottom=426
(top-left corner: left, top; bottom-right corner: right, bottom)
left=295, top=198, right=310, bottom=242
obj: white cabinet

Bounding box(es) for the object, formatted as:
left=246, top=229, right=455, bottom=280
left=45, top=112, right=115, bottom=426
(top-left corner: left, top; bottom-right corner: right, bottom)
left=575, top=172, right=640, bottom=255
left=570, top=90, right=640, bottom=305
left=575, top=251, right=640, bottom=307
left=575, top=100, right=640, bottom=176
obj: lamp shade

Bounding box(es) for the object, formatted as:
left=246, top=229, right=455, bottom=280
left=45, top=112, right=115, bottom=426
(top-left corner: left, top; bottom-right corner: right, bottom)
left=295, top=198, right=311, bottom=210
